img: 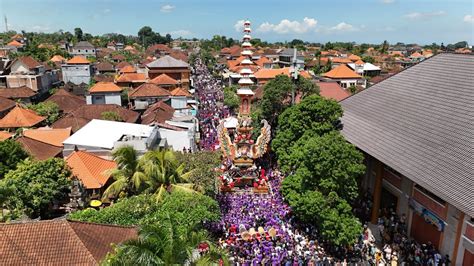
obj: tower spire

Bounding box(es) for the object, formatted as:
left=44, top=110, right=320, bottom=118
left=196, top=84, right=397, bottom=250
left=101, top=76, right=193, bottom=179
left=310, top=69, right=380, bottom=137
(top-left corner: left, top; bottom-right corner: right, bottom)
left=236, top=19, right=254, bottom=116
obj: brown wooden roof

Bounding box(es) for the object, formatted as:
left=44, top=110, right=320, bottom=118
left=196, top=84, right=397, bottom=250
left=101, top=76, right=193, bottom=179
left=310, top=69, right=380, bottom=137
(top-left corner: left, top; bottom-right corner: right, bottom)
left=16, top=136, right=63, bottom=160
left=46, top=89, right=86, bottom=113
left=52, top=104, right=139, bottom=132
left=0, top=96, right=16, bottom=113
left=0, top=86, right=37, bottom=99
left=0, top=219, right=137, bottom=265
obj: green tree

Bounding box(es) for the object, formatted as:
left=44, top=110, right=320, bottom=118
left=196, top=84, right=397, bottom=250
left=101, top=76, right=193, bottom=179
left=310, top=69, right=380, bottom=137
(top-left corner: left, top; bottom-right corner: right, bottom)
left=223, top=85, right=240, bottom=113
left=348, top=85, right=357, bottom=94
left=260, top=75, right=294, bottom=127
left=175, top=151, right=221, bottom=196
left=74, top=27, right=83, bottom=41
left=101, top=111, right=123, bottom=122
left=0, top=158, right=71, bottom=219
left=103, top=213, right=227, bottom=265
left=0, top=140, right=29, bottom=178
left=272, top=95, right=343, bottom=172
left=27, top=101, right=60, bottom=124
left=361, top=55, right=375, bottom=64
left=280, top=133, right=365, bottom=246
left=102, top=147, right=195, bottom=201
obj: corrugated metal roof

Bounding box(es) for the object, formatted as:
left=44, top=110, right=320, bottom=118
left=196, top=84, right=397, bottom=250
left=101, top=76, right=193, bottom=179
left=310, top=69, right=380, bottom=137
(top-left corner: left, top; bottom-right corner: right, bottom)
left=341, top=53, right=474, bottom=217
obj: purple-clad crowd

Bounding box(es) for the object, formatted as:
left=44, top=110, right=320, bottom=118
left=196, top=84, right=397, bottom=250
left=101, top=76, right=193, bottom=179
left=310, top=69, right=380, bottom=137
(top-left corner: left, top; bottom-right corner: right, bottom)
left=193, top=58, right=229, bottom=151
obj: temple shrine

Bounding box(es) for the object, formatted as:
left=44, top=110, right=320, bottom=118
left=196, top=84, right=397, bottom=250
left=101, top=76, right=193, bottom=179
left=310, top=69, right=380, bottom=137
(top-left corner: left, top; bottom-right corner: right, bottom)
left=217, top=20, right=271, bottom=193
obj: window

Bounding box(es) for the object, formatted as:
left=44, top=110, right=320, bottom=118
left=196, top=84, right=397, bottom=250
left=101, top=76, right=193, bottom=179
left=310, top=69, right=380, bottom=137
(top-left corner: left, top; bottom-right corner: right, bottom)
left=78, top=49, right=81, bottom=52
left=85, top=50, right=88, bottom=52
left=414, top=184, right=446, bottom=205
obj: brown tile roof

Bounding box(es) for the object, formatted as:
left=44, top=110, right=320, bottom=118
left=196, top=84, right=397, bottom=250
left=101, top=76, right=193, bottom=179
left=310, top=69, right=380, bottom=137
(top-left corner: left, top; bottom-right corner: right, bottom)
left=23, top=127, right=71, bottom=147
left=129, top=83, right=170, bottom=98
left=16, top=136, right=62, bottom=160
left=0, top=219, right=137, bottom=265
left=170, top=87, right=191, bottom=97
left=149, top=74, right=178, bottom=85
left=7, top=40, right=23, bottom=47
left=115, top=61, right=131, bottom=70
left=52, top=104, right=139, bottom=132
left=0, top=106, right=45, bottom=128
left=0, top=96, right=16, bottom=113
left=46, top=89, right=86, bottom=113
left=89, top=82, right=122, bottom=93
left=93, top=74, right=115, bottom=83
left=331, top=57, right=353, bottom=64
left=115, top=73, right=147, bottom=83
left=111, top=54, right=126, bottom=61
left=119, top=65, right=136, bottom=73
left=141, top=101, right=175, bottom=125
left=323, top=64, right=362, bottom=79
left=17, top=56, right=41, bottom=69
left=146, top=44, right=171, bottom=54
left=67, top=56, right=90, bottom=64
left=348, top=54, right=361, bottom=61
left=255, top=56, right=272, bottom=67
left=95, top=61, right=114, bottom=72
left=0, top=86, right=37, bottom=99
left=317, top=82, right=351, bottom=102
left=169, top=50, right=188, bottom=62
left=254, top=67, right=290, bottom=79
left=0, top=131, right=13, bottom=141
left=50, top=55, right=66, bottom=63
left=66, top=151, right=117, bottom=189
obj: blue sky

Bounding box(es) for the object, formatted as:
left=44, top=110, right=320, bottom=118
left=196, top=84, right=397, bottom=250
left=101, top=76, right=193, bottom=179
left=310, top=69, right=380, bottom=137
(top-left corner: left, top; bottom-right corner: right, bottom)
left=1, top=0, right=473, bottom=45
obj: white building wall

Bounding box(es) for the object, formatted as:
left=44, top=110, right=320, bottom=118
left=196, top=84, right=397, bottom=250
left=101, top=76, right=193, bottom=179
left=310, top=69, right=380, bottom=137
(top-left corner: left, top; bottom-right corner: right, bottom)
left=62, top=65, right=92, bottom=85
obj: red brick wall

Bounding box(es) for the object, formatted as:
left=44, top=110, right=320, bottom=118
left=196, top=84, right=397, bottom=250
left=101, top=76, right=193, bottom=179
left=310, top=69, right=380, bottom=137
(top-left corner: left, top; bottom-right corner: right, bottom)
left=413, top=188, right=447, bottom=220
left=465, top=222, right=474, bottom=241
left=383, top=169, right=402, bottom=188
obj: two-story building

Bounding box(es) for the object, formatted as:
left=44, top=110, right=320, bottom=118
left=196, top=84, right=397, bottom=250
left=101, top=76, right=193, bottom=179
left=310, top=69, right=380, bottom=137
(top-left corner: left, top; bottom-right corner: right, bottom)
left=341, top=53, right=474, bottom=266
left=70, top=41, right=96, bottom=57
left=322, top=64, right=366, bottom=89
left=3, top=56, right=58, bottom=95
left=146, top=55, right=190, bottom=89
left=61, top=56, right=93, bottom=85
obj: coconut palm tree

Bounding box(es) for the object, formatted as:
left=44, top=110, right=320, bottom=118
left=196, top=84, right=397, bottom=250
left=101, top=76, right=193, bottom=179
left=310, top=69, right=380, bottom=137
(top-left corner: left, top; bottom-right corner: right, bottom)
left=136, top=149, right=196, bottom=201
left=102, top=146, right=147, bottom=200
left=102, top=147, right=197, bottom=201
left=103, top=213, right=228, bottom=265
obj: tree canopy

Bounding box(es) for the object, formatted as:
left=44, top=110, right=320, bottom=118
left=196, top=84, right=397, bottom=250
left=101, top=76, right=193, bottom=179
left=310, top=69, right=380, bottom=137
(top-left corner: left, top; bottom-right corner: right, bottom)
left=0, top=140, right=29, bottom=179
left=27, top=101, right=60, bottom=124
left=0, top=158, right=71, bottom=220
left=223, top=85, right=240, bottom=114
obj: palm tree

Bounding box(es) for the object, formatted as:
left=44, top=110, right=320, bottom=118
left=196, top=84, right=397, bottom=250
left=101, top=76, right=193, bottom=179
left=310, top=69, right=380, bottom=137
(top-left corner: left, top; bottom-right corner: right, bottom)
left=103, top=213, right=228, bottom=265
left=102, top=147, right=196, bottom=201
left=102, top=146, right=147, bottom=200
left=136, top=149, right=196, bottom=201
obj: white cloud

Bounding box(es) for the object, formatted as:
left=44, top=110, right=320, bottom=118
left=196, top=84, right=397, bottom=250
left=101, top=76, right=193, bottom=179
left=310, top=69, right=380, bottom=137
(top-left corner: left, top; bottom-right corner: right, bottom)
left=328, top=22, right=358, bottom=32
left=256, top=17, right=317, bottom=34
left=31, top=25, right=51, bottom=32
left=103, top=8, right=111, bottom=14
left=160, top=4, right=175, bottom=13
left=404, top=11, right=446, bottom=20
left=464, top=15, right=474, bottom=23
left=381, top=0, right=395, bottom=4
left=234, top=20, right=245, bottom=32
left=169, top=29, right=192, bottom=37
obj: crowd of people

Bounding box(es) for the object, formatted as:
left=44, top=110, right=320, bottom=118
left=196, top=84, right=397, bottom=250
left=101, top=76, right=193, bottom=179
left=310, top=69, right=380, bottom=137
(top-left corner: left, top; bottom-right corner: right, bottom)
left=192, top=55, right=450, bottom=265
left=193, top=58, right=229, bottom=151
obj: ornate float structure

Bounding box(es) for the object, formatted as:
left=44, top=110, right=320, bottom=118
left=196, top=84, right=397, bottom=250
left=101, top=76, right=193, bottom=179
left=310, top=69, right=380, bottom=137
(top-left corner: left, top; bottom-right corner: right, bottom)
left=217, top=20, right=271, bottom=192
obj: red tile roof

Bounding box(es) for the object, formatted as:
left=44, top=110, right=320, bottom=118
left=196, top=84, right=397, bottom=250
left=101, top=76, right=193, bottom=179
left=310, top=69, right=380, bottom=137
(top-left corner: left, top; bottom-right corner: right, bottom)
left=0, top=86, right=37, bottom=99
left=149, top=73, right=178, bottom=85
left=323, top=64, right=362, bottom=79
left=66, top=150, right=117, bottom=189
left=67, top=56, right=90, bottom=64
left=141, top=101, right=175, bottom=125
left=115, top=73, right=147, bottom=83
left=46, top=89, right=86, bottom=113
left=119, top=65, right=136, bottom=73
left=348, top=54, right=361, bottom=61
left=7, top=40, right=23, bottom=47
left=23, top=127, right=71, bottom=147
left=255, top=56, right=272, bottom=67
left=112, top=54, right=126, bottom=61
left=16, top=136, right=63, bottom=160
left=318, top=82, right=351, bottom=102
left=16, top=56, right=41, bottom=69
left=254, top=67, right=290, bottom=79
left=95, top=61, right=114, bottom=72
left=129, top=83, right=171, bottom=98
left=0, top=219, right=137, bottom=265
left=52, top=104, right=139, bottom=132
left=115, top=61, right=131, bottom=70
left=50, top=55, right=66, bottom=63
left=146, top=44, right=172, bottom=54
left=331, top=57, right=353, bottom=64
left=89, top=82, right=122, bottom=93
left=0, top=106, right=45, bottom=128
left=0, top=131, right=13, bottom=141
left=0, top=96, right=16, bottom=113
left=170, top=87, right=191, bottom=97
